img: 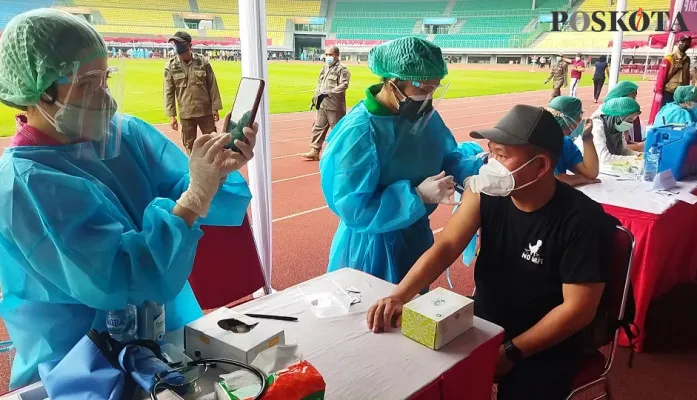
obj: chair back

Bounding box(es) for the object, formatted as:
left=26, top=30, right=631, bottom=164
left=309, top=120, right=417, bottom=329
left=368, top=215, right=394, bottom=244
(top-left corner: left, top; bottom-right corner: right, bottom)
left=600, top=225, right=636, bottom=374
left=188, top=216, right=269, bottom=309
left=608, top=226, right=635, bottom=327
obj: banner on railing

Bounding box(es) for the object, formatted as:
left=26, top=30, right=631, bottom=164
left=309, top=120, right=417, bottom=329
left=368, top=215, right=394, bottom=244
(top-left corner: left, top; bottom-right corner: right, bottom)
left=538, top=14, right=554, bottom=23
left=325, top=39, right=386, bottom=47
left=424, top=17, right=457, bottom=25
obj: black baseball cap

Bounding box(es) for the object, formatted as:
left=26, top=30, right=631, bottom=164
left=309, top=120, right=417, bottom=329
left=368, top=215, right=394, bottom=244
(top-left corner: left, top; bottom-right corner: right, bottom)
left=169, top=31, right=192, bottom=44
left=470, top=104, right=563, bottom=158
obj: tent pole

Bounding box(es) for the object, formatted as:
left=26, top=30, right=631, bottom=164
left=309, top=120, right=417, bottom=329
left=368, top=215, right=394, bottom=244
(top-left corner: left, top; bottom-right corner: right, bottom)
left=643, top=37, right=652, bottom=80
left=239, top=0, right=273, bottom=293
left=608, top=0, right=627, bottom=90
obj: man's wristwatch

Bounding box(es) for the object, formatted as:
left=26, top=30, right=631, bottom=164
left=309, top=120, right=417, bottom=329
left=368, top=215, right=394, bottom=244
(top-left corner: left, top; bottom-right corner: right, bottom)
left=503, top=340, right=523, bottom=363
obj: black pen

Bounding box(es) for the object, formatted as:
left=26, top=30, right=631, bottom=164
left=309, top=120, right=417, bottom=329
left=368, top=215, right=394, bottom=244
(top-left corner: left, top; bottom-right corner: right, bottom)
left=246, top=313, right=298, bottom=322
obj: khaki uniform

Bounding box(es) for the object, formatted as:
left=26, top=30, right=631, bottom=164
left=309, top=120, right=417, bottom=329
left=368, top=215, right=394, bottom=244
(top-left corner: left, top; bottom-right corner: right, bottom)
left=663, top=51, right=691, bottom=94
left=309, top=62, right=351, bottom=153
left=164, top=53, right=222, bottom=153
left=545, top=60, right=568, bottom=99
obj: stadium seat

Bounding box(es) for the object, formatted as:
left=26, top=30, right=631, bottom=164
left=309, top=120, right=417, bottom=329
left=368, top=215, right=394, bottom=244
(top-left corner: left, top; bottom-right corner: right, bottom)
left=0, top=0, right=55, bottom=28
left=538, top=0, right=670, bottom=49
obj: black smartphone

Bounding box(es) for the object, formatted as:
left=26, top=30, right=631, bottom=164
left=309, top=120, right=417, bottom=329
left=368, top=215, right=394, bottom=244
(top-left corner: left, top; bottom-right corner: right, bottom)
left=225, top=77, right=266, bottom=150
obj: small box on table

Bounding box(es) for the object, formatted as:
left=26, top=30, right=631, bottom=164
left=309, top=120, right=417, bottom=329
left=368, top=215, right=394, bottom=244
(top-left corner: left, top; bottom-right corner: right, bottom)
left=401, top=287, right=474, bottom=350
left=184, top=307, right=284, bottom=372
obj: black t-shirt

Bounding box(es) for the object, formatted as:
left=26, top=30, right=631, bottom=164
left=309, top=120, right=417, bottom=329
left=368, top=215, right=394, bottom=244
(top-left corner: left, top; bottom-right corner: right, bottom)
left=473, top=181, right=616, bottom=352
left=593, top=61, right=608, bottom=79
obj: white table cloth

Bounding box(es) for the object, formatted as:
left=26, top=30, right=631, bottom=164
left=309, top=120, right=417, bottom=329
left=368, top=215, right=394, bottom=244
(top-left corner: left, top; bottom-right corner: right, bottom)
left=1, top=268, right=504, bottom=400
left=576, top=174, right=697, bottom=214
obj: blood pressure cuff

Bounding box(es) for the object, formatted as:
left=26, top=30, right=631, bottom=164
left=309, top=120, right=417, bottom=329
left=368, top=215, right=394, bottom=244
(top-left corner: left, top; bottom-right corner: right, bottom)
left=38, top=330, right=136, bottom=400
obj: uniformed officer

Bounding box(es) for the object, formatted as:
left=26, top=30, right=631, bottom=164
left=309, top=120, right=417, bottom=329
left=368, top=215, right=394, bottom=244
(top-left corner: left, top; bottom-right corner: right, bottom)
left=301, top=46, right=351, bottom=161
left=164, top=31, right=223, bottom=154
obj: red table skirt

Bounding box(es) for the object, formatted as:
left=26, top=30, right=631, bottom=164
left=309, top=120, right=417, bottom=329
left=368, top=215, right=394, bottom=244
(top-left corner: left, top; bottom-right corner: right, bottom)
left=602, top=202, right=697, bottom=351
left=411, top=332, right=504, bottom=400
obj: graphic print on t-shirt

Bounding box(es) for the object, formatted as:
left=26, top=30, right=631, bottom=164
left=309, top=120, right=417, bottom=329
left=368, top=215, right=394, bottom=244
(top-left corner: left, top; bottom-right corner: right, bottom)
left=521, top=239, right=544, bottom=265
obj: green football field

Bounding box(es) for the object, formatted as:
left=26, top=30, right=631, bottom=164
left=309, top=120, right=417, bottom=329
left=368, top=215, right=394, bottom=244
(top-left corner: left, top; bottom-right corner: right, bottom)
left=0, top=59, right=641, bottom=136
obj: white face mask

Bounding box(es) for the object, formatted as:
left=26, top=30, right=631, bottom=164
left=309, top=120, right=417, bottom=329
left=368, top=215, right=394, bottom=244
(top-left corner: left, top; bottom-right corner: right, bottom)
left=37, top=89, right=118, bottom=142
left=325, top=56, right=335, bottom=65
left=614, top=120, right=634, bottom=132
left=467, top=155, right=541, bottom=197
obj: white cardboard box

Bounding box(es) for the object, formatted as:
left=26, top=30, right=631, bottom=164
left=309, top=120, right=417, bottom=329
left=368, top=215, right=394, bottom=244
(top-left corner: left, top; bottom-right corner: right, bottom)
left=184, top=308, right=284, bottom=371
left=401, top=287, right=474, bottom=350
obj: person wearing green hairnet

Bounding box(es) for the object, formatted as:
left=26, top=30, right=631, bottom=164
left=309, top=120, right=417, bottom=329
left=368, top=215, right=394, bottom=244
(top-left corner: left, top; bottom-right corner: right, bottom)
left=545, top=96, right=600, bottom=187
left=0, top=9, right=257, bottom=389
left=604, top=81, right=644, bottom=149
left=319, top=36, right=484, bottom=285
left=588, top=97, right=643, bottom=165
left=654, top=85, right=697, bottom=126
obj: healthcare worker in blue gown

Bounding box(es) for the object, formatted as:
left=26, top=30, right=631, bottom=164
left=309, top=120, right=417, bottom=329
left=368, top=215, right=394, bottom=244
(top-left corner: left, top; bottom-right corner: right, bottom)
left=0, top=9, right=257, bottom=389
left=655, top=84, right=697, bottom=125
left=320, top=36, right=483, bottom=284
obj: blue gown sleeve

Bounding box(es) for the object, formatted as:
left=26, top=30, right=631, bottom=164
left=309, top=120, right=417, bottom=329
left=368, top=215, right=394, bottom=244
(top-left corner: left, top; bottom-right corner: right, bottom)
left=435, top=118, right=485, bottom=185
left=320, top=119, right=427, bottom=234
left=128, top=117, right=251, bottom=227
left=7, top=167, right=202, bottom=311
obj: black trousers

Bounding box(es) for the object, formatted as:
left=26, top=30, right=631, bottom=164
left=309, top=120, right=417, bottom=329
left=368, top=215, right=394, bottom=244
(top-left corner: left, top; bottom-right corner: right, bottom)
left=593, top=76, right=605, bottom=100
left=497, top=346, right=581, bottom=400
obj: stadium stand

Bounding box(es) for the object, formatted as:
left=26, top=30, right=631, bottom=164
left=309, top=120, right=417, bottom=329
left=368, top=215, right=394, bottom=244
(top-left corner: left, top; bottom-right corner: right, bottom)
left=536, top=0, right=670, bottom=49
left=330, top=0, right=574, bottom=48
left=1, top=0, right=56, bottom=28
left=331, top=1, right=445, bottom=42
left=1, top=0, right=661, bottom=51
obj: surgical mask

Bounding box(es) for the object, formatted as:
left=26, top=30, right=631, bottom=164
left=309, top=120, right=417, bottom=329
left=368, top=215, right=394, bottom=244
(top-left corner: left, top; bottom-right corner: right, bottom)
left=614, top=120, right=633, bottom=132
left=173, top=42, right=189, bottom=55
left=467, top=155, right=541, bottom=197
left=38, top=89, right=118, bottom=142
left=325, top=56, right=335, bottom=65
left=685, top=101, right=696, bottom=109
left=575, top=57, right=581, bottom=61
left=569, top=122, right=584, bottom=141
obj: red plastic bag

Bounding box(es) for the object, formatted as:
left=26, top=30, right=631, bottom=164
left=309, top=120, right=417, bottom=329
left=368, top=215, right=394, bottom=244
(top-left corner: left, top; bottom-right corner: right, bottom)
left=261, top=360, right=326, bottom=400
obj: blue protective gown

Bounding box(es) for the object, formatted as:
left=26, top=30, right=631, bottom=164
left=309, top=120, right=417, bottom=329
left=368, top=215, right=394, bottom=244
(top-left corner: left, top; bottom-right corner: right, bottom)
left=654, top=102, right=695, bottom=126
left=320, top=101, right=483, bottom=284
left=0, top=114, right=251, bottom=389
left=450, top=142, right=485, bottom=266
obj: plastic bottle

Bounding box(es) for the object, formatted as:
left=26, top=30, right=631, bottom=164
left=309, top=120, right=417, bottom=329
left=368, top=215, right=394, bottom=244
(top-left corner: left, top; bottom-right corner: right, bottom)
left=643, top=146, right=660, bottom=182
left=138, top=302, right=166, bottom=343
left=106, top=304, right=138, bottom=342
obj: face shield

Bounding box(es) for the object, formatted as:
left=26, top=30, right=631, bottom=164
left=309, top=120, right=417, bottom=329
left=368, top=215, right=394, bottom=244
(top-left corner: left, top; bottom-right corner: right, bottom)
left=37, top=60, right=125, bottom=159
left=393, top=79, right=450, bottom=135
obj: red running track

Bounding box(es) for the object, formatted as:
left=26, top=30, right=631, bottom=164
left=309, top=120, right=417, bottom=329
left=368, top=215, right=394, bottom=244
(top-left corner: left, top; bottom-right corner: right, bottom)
left=0, top=82, right=657, bottom=393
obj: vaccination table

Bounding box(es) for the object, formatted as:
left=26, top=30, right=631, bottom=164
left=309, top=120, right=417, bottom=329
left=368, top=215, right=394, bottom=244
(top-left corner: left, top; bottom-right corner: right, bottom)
left=2, top=268, right=504, bottom=400
left=577, top=175, right=697, bottom=352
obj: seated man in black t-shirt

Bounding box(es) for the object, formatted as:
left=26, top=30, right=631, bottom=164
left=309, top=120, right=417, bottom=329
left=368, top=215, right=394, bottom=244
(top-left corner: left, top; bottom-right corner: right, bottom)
left=367, top=105, right=617, bottom=400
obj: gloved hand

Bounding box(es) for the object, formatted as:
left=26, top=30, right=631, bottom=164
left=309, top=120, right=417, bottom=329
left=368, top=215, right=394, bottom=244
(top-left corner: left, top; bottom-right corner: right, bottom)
left=177, top=128, right=257, bottom=217
left=416, top=171, right=458, bottom=205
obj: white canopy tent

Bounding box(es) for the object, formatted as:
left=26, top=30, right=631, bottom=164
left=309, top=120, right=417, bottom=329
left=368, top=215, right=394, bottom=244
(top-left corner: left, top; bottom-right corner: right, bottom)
left=238, top=0, right=274, bottom=292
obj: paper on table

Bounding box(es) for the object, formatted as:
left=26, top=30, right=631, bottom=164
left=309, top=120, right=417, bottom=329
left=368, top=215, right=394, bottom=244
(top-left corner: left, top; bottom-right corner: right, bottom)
left=677, top=191, right=697, bottom=205
left=651, top=170, right=678, bottom=191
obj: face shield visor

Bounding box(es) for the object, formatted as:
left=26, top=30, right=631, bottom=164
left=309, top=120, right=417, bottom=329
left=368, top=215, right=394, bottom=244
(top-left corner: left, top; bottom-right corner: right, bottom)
left=393, top=80, right=450, bottom=135
left=37, top=60, right=125, bottom=159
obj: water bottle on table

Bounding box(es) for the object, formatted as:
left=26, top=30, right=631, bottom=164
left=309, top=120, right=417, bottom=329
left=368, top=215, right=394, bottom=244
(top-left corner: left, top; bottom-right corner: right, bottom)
left=106, top=304, right=138, bottom=342
left=643, top=146, right=660, bottom=182
left=138, top=301, right=166, bottom=343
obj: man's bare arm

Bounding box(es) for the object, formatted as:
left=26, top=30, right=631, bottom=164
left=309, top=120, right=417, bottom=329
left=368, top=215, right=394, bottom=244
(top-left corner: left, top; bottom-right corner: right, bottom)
left=367, top=189, right=482, bottom=332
